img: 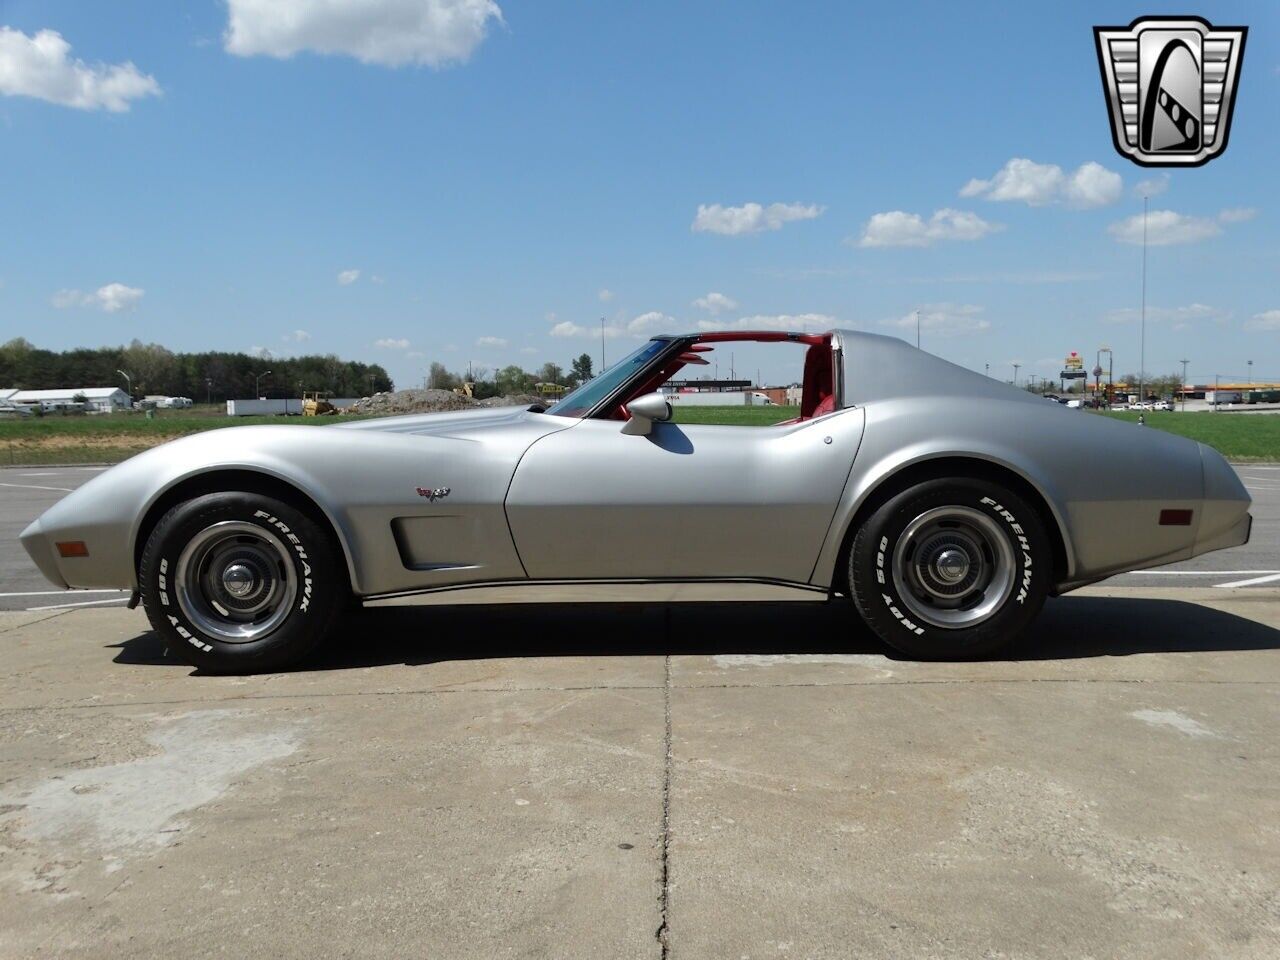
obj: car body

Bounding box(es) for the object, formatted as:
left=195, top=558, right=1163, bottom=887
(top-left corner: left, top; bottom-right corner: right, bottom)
left=21, top=329, right=1251, bottom=668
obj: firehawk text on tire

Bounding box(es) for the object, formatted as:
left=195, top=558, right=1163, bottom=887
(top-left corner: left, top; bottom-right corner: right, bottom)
left=849, top=478, right=1050, bottom=660
left=139, top=492, right=344, bottom=673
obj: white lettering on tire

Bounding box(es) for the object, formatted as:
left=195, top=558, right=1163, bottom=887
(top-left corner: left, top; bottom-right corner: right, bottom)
left=254, top=509, right=313, bottom=612
left=980, top=496, right=1034, bottom=604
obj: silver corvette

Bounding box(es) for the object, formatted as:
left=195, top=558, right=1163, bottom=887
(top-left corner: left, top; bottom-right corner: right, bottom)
left=21, top=329, right=1251, bottom=671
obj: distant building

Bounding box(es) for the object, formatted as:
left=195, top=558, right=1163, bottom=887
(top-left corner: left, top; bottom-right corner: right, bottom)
left=10, top=387, right=132, bottom=413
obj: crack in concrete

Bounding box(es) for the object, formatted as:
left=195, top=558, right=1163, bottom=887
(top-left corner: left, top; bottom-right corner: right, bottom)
left=656, top=650, right=673, bottom=958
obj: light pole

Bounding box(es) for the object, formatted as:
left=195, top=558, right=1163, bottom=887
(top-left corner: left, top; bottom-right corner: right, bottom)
left=1097, top=346, right=1112, bottom=407
left=1180, top=358, right=1189, bottom=411
left=254, top=369, right=272, bottom=400
left=116, top=369, right=132, bottom=403
left=1012, top=363, right=1021, bottom=387
left=600, top=318, right=607, bottom=371
left=984, top=362, right=989, bottom=378
left=205, top=377, right=213, bottom=406
left=1139, top=195, right=1148, bottom=404
left=915, top=310, right=921, bottom=350
left=1247, top=359, right=1253, bottom=385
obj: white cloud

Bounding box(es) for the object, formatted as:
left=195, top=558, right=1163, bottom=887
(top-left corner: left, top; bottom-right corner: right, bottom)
left=476, top=335, right=507, bottom=347
left=549, top=320, right=586, bottom=338
left=1103, top=303, right=1228, bottom=325
left=1106, top=208, right=1252, bottom=245
left=249, top=345, right=271, bottom=359
left=283, top=329, right=311, bottom=342
left=881, top=304, right=991, bottom=337
left=1246, top=310, right=1280, bottom=331
left=0, top=27, right=160, bottom=112
left=1135, top=174, right=1171, bottom=198
left=697, top=314, right=836, bottom=333
left=960, top=158, right=1122, bottom=208
left=1063, top=162, right=1124, bottom=208
left=520, top=346, right=539, bottom=354
left=858, top=209, right=1000, bottom=248
left=597, top=288, right=614, bottom=302
left=374, top=337, right=410, bottom=349
left=224, top=0, right=503, bottom=68
left=550, top=319, right=626, bottom=338
left=691, top=202, right=824, bottom=236
left=337, top=268, right=360, bottom=285
left=692, top=292, right=737, bottom=314
left=628, top=311, right=676, bottom=334
left=1218, top=207, right=1257, bottom=223
left=51, top=282, right=144, bottom=313
left=406, top=350, right=426, bottom=359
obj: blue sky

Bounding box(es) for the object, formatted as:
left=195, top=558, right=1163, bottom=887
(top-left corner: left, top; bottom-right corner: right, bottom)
left=1, top=1, right=1276, bottom=390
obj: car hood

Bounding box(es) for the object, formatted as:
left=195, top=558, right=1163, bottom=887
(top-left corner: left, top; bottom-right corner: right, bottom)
left=334, top=404, right=549, bottom=439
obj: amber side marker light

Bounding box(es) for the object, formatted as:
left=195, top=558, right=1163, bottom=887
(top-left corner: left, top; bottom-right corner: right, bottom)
left=1159, top=509, right=1193, bottom=527
left=55, top=541, right=89, bottom=558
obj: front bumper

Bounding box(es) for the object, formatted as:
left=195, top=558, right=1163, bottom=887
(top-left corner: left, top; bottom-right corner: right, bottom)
left=20, top=518, right=69, bottom=589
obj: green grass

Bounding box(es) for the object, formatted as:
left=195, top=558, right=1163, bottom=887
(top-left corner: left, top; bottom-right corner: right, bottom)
left=7, top=404, right=1273, bottom=466
left=669, top=405, right=799, bottom=426
left=0, top=411, right=355, bottom=466
left=1097, top=410, right=1280, bottom=461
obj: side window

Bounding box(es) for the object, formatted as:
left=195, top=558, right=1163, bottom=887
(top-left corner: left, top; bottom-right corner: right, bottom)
left=657, top=341, right=811, bottom=427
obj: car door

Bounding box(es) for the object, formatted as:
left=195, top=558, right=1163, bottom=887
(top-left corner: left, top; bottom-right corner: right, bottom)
left=504, top=407, right=865, bottom=582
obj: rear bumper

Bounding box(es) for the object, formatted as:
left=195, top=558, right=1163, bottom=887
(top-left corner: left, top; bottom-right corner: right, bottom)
left=20, top=518, right=69, bottom=589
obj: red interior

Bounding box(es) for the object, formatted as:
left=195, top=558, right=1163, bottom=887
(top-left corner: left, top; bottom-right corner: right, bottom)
left=609, top=332, right=835, bottom=422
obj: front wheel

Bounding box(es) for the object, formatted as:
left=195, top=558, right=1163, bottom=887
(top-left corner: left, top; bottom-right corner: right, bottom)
left=849, top=478, right=1049, bottom=659
left=139, top=492, right=346, bottom=672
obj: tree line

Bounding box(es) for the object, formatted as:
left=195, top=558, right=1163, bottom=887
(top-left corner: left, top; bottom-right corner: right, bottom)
left=0, top=338, right=392, bottom=402
left=425, top=353, right=596, bottom=399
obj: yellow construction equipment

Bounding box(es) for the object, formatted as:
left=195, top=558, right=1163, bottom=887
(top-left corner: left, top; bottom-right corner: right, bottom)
left=302, top=391, right=337, bottom=416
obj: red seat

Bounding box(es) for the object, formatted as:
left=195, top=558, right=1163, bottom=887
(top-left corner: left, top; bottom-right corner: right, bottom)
left=799, top=343, right=835, bottom=419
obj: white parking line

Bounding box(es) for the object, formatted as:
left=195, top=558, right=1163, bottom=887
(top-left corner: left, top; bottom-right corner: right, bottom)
left=25, top=596, right=131, bottom=611
left=1130, top=570, right=1280, bottom=576
left=0, top=589, right=130, bottom=597
left=1215, top=573, right=1280, bottom=589
left=0, top=481, right=74, bottom=493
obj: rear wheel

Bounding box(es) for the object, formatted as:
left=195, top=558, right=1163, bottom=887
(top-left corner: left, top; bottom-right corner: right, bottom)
left=849, top=478, right=1049, bottom=659
left=139, top=492, right=345, bottom=672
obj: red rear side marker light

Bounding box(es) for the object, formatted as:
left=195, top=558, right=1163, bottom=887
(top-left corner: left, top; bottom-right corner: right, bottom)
left=1159, top=509, right=1193, bottom=526
left=56, top=541, right=89, bottom=558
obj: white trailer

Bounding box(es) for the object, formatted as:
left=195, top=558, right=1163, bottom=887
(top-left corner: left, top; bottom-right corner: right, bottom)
left=661, top=390, right=771, bottom=407
left=1205, top=390, right=1242, bottom=406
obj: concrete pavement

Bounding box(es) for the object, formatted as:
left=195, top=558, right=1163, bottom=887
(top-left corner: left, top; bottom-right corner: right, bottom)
left=1, top=588, right=1278, bottom=958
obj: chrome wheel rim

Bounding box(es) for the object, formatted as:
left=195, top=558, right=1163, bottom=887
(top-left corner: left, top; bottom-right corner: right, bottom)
left=890, top=506, right=1015, bottom=629
left=174, top=521, right=297, bottom=643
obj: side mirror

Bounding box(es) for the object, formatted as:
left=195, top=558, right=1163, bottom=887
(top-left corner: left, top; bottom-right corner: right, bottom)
left=621, top=392, right=672, bottom=436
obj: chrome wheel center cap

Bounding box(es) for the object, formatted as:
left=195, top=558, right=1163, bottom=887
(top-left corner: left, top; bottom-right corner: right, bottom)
left=221, top=563, right=256, bottom=597
left=933, top=548, right=970, bottom=583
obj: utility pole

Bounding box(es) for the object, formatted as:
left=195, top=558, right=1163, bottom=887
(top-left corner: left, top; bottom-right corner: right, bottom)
left=1180, top=359, right=1189, bottom=411
left=1012, top=363, right=1020, bottom=386
left=1140, top=194, right=1148, bottom=403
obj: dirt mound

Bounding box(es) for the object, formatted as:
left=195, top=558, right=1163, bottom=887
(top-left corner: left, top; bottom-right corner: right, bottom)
left=347, top=390, right=543, bottom=416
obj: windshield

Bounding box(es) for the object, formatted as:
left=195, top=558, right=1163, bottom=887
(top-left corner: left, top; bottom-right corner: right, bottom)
left=546, top=339, right=671, bottom=418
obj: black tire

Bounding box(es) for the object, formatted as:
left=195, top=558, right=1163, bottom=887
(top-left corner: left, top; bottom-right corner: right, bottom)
left=139, top=492, right=347, bottom=672
left=849, top=478, right=1049, bottom=659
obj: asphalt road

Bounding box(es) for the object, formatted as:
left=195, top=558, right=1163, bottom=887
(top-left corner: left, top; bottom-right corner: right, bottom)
left=2, top=463, right=1278, bottom=610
